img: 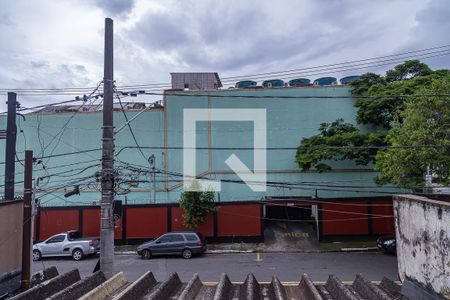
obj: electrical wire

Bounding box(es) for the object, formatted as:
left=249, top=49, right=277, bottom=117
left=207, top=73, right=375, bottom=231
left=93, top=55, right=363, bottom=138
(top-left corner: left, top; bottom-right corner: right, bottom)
left=115, top=44, right=450, bottom=89
left=143, top=91, right=450, bottom=99
left=114, top=89, right=148, bottom=164
left=2, top=44, right=450, bottom=94
left=39, top=81, right=103, bottom=164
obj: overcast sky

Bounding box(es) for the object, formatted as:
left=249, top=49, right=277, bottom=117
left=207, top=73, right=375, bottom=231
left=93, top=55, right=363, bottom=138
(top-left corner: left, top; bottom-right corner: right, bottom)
left=0, top=0, right=449, bottom=109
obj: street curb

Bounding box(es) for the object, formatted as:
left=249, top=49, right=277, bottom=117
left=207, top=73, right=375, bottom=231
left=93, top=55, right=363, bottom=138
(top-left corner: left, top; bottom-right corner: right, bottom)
left=114, top=247, right=378, bottom=256
left=340, top=247, right=378, bottom=252
left=114, top=250, right=254, bottom=255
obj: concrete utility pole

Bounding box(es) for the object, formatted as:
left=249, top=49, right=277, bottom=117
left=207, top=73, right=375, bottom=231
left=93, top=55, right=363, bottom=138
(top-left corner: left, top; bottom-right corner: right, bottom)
left=148, top=154, right=156, bottom=203
left=21, top=150, right=33, bottom=290
left=4, top=92, right=17, bottom=201
left=100, top=17, right=115, bottom=278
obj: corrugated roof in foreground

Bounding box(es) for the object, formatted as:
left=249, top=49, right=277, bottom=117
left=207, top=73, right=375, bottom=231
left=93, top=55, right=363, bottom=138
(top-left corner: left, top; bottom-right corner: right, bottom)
left=10, top=267, right=406, bottom=300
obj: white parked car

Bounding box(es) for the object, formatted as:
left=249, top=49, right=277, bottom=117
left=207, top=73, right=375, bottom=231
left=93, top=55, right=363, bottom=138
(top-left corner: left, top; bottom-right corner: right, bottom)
left=33, top=230, right=100, bottom=261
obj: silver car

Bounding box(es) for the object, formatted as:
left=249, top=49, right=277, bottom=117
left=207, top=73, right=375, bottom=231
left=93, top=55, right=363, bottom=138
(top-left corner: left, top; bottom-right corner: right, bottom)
left=33, top=231, right=100, bottom=261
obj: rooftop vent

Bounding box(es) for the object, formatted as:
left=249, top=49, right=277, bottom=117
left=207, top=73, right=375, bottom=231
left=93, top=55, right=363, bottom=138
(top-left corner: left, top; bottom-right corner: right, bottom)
left=313, top=77, right=337, bottom=86
left=340, top=75, right=361, bottom=84
left=262, top=79, right=285, bottom=88
left=235, top=80, right=257, bottom=88
left=288, top=78, right=311, bottom=87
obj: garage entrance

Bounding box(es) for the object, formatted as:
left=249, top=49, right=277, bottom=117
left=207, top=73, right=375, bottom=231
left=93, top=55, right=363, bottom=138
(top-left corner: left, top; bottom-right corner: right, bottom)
left=262, top=200, right=319, bottom=251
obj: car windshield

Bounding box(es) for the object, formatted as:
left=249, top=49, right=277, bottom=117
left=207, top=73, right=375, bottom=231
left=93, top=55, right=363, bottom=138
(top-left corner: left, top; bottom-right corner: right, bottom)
left=46, top=235, right=65, bottom=243
left=68, top=231, right=81, bottom=241
left=157, top=234, right=172, bottom=243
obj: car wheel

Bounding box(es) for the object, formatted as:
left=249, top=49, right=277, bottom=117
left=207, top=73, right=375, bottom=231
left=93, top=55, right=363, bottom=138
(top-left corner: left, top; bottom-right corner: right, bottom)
left=33, top=250, right=41, bottom=261
left=72, top=248, right=84, bottom=261
left=141, top=249, right=152, bottom=260
left=182, top=248, right=192, bottom=259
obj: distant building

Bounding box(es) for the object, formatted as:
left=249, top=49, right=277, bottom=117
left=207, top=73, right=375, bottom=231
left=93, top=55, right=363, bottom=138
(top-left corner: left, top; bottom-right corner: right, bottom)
left=0, top=72, right=403, bottom=242
left=170, top=72, right=222, bottom=90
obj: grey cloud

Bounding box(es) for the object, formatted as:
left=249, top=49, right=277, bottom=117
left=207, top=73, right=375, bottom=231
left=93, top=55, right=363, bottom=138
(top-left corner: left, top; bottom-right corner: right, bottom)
left=12, top=61, right=90, bottom=89
left=0, top=13, right=13, bottom=26
left=95, top=0, right=135, bottom=16
left=129, top=11, right=190, bottom=50
left=405, top=0, right=450, bottom=70
left=127, top=0, right=400, bottom=78
left=30, top=61, right=48, bottom=68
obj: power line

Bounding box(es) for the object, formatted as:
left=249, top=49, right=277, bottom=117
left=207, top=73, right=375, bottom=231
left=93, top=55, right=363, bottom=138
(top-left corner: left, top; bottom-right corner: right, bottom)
left=36, top=81, right=103, bottom=163
left=114, top=145, right=448, bottom=156
left=114, top=44, right=450, bottom=89
left=37, top=148, right=102, bottom=160
left=113, top=163, right=408, bottom=195
left=143, top=91, right=450, bottom=99
left=115, top=90, right=148, bottom=164
left=213, top=48, right=450, bottom=83
left=219, top=44, right=450, bottom=81
left=2, top=43, right=450, bottom=93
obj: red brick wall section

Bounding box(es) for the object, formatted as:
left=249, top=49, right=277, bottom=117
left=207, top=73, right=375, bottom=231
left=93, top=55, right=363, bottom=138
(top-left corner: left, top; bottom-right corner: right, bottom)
left=321, top=202, right=369, bottom=235
left=82, top=208, right=100, bottom=237
left=171, top=207, right=214, bottom=237
left=372, top=201, right=395, bottom=234
left=39, top=209, right=79, bottom=240
left=217, top=204, right=261, bottom=236
left=126, top=207, right=167, bottom=239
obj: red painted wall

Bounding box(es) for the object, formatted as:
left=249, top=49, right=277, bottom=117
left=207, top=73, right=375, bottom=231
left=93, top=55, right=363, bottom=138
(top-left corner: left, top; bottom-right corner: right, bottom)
left=82, top=208, right=100, bottom=237
left=372, top=202, right=395, bottom=234
left=114, top=217, right=123, bottom=239
left=321, top=202, right=369, bottom=235
left=171, top=207, right=214, bottom=237
left=217, top=204, right=261, bottom=236
left=39, top=209, right=79, bottom=240
left=126, top=207, right=167, bottom=238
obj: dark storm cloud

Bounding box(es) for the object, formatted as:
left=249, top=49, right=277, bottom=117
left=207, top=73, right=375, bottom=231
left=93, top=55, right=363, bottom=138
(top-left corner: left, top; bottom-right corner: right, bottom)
left=95, top=0, right=135, bottom=16
left=1, top=0, right=449, bottom=112
left=129, top=10, right=190, bottom=50
left=127, top=1, right=406, bottom=75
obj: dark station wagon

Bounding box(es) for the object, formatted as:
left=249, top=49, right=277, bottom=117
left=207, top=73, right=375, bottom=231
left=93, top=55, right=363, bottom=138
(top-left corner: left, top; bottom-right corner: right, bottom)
left=136, top=231, right=206, bottom=259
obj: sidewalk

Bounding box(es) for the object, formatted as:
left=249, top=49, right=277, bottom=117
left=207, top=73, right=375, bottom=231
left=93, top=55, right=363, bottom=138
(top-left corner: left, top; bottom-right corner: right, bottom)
left=114, top=240, right=378, bottom=255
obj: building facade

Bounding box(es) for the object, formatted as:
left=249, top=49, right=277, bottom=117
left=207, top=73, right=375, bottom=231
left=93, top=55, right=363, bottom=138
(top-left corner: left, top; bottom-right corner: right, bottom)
left=0, top=83, right=400, bottom=241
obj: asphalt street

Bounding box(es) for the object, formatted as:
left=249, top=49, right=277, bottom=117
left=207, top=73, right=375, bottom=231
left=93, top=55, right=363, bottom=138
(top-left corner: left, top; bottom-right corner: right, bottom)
left=32, top=252, right=398, bottom=283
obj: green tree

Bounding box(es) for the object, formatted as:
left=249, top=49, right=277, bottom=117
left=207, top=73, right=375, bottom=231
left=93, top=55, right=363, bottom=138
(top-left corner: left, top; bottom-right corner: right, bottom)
left=296, top=60, right=450, bottom=189
left=375, top=75, right=450, bottom=189
left=385, top=60, right=432, bottom=82
left=296, top=119, right=386, bottom=171
left=179, top=181, right=216, bottom=229
left=353, top=65, right=448, bottom=128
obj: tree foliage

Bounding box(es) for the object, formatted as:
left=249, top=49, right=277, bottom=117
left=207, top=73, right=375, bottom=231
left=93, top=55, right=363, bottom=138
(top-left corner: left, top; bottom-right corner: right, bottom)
left=352, top=61, right=449, bottom=128
left=179, top=181, right=216, bottom=229
left=296, top=60, right=450, bottom=189
left=385, top=59, right=432, bottom=82
left=296, top=119, right=386, bottom=171
left=375, top=75, right=450, bottom=188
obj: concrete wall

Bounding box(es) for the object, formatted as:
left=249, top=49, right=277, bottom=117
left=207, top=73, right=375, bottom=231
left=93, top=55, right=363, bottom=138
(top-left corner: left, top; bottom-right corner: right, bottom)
left=394, top=195, right=450, bottom=298
left=0, top=200, right=23, bottom=276
left=164, top=86, right=404, bottom=202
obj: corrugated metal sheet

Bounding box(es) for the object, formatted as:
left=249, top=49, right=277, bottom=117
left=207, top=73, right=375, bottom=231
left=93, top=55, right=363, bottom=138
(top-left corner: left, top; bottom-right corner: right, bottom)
left=11, top=268, right=406, bottom=299
left=171, top=73, right=222, bottom=90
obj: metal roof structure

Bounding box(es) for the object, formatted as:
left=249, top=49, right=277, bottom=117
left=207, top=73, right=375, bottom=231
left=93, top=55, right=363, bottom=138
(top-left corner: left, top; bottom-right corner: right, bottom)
left=10, top=267, right=406, bottom=299
left=170, top=73, right=222, bottom=90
